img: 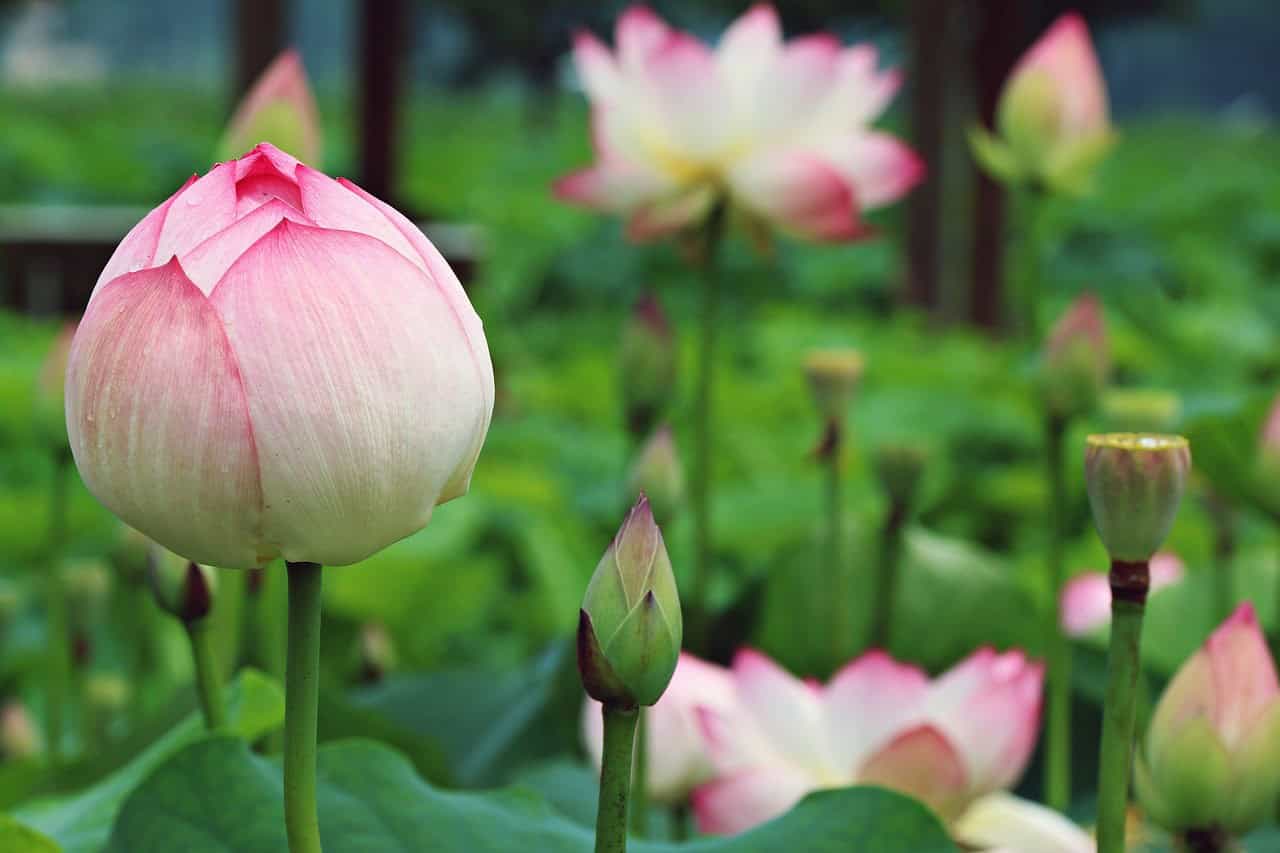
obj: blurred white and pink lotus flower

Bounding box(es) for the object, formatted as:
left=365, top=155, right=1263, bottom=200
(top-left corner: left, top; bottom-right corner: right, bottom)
left=954, top=792, right=1094, bottom=853
left=555, top=4, right=923, bottom=241
left=65, top=142, right=493, bottom=569
left=1059, top=552, right=1184, bottom=638
left=652, top=646, right=1042, bottom=834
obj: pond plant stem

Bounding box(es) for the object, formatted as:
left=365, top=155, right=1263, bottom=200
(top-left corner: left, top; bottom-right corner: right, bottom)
left=820, top=421, right=848, bottom=663
left=595, top=703, right=639, bottom=853
left=629, top=709, right=647, bottom=836
left=43, top=450, right=71, bottom=767
left=1096, top=557, right=1149, bottom=853
left=1044, top=412, right=1071, bottom=811
left=870, top=495, right=907, bottom=653
left=285, top=561, right=324, bottom=853
left=186, top=618, right=227, bottom=730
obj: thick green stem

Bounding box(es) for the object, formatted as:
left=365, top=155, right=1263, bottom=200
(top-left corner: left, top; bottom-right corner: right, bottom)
left=1017, top=185, right=1046, bottom=342
left=869, top=500, right=908, bottom=651
left=1044, top=413, right=1072, bottom=811
left=284, top=561, right=324, bottom=853
left=689, top=202, right=727, bottom=642
left=629, top=709, right=647, bottom=836
left=43, top=451, right=70, bottom=766
left=186, top=619, right=227, bottom=730
left=1213, top=519, right=1234, bottom=625
left=1096, top=558, right=1149, bottom=853
left=824, top=429, right=848, bottom=663
left=595, top=704, right=639, bottom=853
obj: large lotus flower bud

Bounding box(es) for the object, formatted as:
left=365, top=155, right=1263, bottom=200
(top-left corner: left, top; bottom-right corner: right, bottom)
left=1101, top=388, right=1181, bottom=434
left=582, top=652, right=734, bottom=803
left=219, top=50, right=322, bottom=166
left=1042, top=294, right=1108, bottom=419
left=0, top=702, right=42, bottom=760
left=873, top=442, right=927, bottom=508
left=147, top=544, right=217, bottom=625
left=35, top=323, right=76, bottom=448
left=804, top=348, right=864, bottom=424
left=1085, top=434, right=1190, bottom=562
left=1136, top=603, right=1280, bottom=836
left=579, top=496, right=682, bottom=708
left=627, top=425, right=685, bottom=526
left=64, top=143, right=494, bottom=569
left=970, top=14, right=1115, bottom=195
left=619, top=292, right=676, bottom=438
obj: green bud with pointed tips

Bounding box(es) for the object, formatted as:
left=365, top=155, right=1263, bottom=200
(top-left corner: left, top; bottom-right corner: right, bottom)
left=578, top=495, right=682, bottom=708
left=147, top=544, right=217, bottom=625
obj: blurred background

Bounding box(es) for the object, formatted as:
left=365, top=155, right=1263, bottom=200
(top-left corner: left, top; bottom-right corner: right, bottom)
left=2, top=0, right=1280, bottom=824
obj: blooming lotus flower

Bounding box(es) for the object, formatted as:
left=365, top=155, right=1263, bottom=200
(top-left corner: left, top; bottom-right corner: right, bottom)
left=555, top=4, right=923, bottom=241
left=954, top=793, right=1094, bottom=853
left=692, top=646, right=1043, bottom=833
left=1060, top=551, right=1184, bottom=638
left=581, top=652, right=734, bottom=803
left=970, top=13, right=1114, bottom=195
left=1136, top=603, right=1280, bottom=837
left=65, top=143, right=494, bottom=569
left=219, top=50, right=322, bottom=166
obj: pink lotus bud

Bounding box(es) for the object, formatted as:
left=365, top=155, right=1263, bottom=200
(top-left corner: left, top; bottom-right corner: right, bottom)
left=1085, top=434, right=1190, bottom=562
left=1259, top=393, right=1280, bottom=468
left=971, top=13, right=1114, bottom=195
left=219, top=50, right=322, bottom=166
left=64, top=143, right=494, bottom=569
left=627, top=425, right=685, bottom=526
left=1042, top=294, right=1108, bottom=418
left=619, top=292, right=676, bottom=438
left=1060, top=551, right=1184, bottom=637
left=0, top=702, right=42, bottom=760
left=554, top=5, right=923, bottom=242
left=692, top=646, right=1042, bottom=834
left=1136, top=603, right=1280, bottom=836
left=581, top=652, right=734, bottom=803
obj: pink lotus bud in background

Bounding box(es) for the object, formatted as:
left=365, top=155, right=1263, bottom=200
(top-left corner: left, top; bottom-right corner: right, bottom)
left=219, top=50, right=322, bottom=166
left=1060, top=551, right=1184, bottom=637
left=1136, top=603, right=1280, bottom=837
left=555, top=4, right=923, bottom=242
left=692, top=646, right=1042, bottom=834
left=1042, top=294, right=1108, bottom=419
left=0, top=702, right=43, bottom=760
left=64, top=143, right=494, bottom=569
left=581, top=652, right=733, bottom=803
left=619, top=291, right=676, bottom=438
left=35, top=323, right=76, bottom=448
left=970, top=13, right=1114, bottom=195
left=1084, top=434, right=1190, bottom=562
left=1259, top=393, right=1280, bottom=468
left=954, top=792, right=1094, bottom=853
left=628, top=425, right=685, bottom=527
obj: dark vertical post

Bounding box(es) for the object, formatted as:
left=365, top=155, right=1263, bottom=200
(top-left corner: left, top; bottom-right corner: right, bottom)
left=358, top=0, right=406, bottom=206
left=234, top=0, right=287, bottom=100
left=969, top=0, right=1026, bottom=331
left=905, top=0, right=947, bottom=314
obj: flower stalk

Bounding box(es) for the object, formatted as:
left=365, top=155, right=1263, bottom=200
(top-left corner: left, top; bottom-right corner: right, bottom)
left=595, top=704, right=639, bottom=853
left=43, top=450, right=71, bottom=766
left=284, top=561, right=324, bottom=853
left=1044, top=412, right=1071, bottom=811
left=187, top=619, right=227, bottom=731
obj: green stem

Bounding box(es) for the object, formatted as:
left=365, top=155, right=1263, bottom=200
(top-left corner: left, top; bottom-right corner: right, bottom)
left=689, top=201, right=727, bottom=644
left=1212, top=514, right=1234, bottom=624
left=43, top=451, right=70, bottom=766
left=629, top=708, right=647, bottom=836
left=869, top=499, right=908, bottom=651
left=186, top=619, right=227, bottom=730
left=1096, top=558, right=1149, bottom=853
left=1017, top=185, right=1046, bottom=342
left=595, top=704, right=639, bottom=853
left=825, top=429, right=847, bottom=664
left=284, top=561, right=324, bottom=853
left=1044, top=413, right=1072, bottom=811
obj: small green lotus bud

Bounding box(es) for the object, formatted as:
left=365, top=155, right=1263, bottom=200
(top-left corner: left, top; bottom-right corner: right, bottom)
left=873, top=443, right=928, bottom=508
left=803, top=348, right=864, bottom=425
left=357, top=621, right=397, bottom=683
left=63, top=559, right=112, bottom=617
left=0, top=702, right=42, bottom=760
left=1101, top=388, right=1181, bottom=434
left=619, top=292, right=676, bottom=439
left=579, top=495, right=682, bottom=708
left=147, top=545, right=217, bottom=624
left=1085, top=434, right=1190, bottom=561
left=1042, top=294, right=1108, bottom=419
left=628, top=425, right=685, bottom=527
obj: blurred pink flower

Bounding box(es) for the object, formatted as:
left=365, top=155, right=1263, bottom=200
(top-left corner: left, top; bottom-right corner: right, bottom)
left=65, top=143, right=493, bottom=569
left=220, top=49, right=322, bottom=165
left=554, top=4, right=923, bottom=242
left=691, top=646, right=1043, bottom=834
left=954, top=792, right=1094, bottom=853
left=1008, top=13, right=1109, bottom=141
left=1059, top=552, right=1184, bottom=638
left=1259, top=393, right=1280, bottom=460
left=581, top=652, right=734, bottom=803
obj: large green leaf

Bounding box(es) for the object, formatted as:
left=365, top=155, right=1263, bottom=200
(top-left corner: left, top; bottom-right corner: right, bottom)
left=106, top=737, right=956, bottom=852
left=14, top=669, right=283, bottom=853
left=0, top=816, right=59, bottom=852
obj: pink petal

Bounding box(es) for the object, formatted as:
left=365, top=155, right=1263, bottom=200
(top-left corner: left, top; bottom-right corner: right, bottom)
left=1059, top=572, right=1112, bottom=636
left=235, top=141, right=302, bottom=179
left=66, top=260, right=262, bottom=568
left=728, top=149, right=864, bottom=242
left=233, top=149, right=304, bottom=217
left=823, top=650, right=930, bottom=772
left=1204, top=602, right=1280, bottom=749
left=153, top=161, right=239, bottom=264
left=222, top=50, right=322, bottom=165
left=857, top=723, right=970, bottom=819
left=209, top=221, right=489, bottom=566
left=715, top=4, right=782, bottom=103
left=955, top=793, right=1095, bottom=853
left=295, top=165, right=424, bottom=270
left=1261, top=393, right=1280, bottom=456
left=692, top=767, right=813, bottom=836
left=552, top=161, right=670, bottom=213
left=572, top=31, right=620, bottom=102
left=816, top=131, right=925, bottom=211
left=181, top=198, right=314, bottom=294
left=645, top=32, right=730, bottom=159
left=1150, top=551, right=1186, bottom=589
left=1012, top=12, right=1109, bottom=135
left=615, top=5, right=672, bottom=71
left=92, top=174, right=197, bottom=296
left=751, top=34, right=842, bottom=133
left=831, top=45, right=903, bottom=125
left=731, top=649, right=829, bottom=769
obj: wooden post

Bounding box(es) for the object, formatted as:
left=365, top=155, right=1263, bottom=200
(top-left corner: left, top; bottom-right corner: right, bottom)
left=234, top=0, right=287, bottom=101
left=905, top=0, right=947, bottom=315
left=358, top=0, right=406, bottom=207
